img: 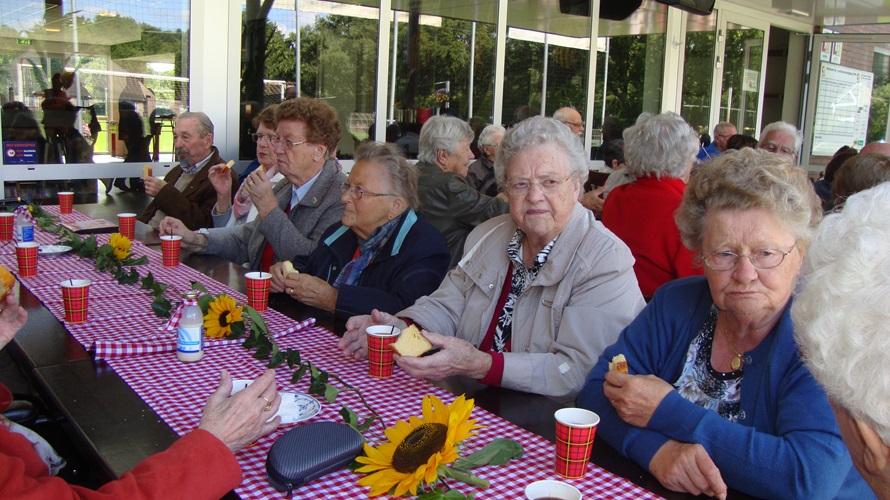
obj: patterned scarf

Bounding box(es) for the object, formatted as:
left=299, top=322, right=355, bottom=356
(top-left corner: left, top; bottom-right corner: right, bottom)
left=492, top=229, right=557, bottom=352
left=333, top=214, right=403, bottom=288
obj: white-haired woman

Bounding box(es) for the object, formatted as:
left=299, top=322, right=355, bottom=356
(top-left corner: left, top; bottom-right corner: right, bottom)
left=415, top=115, right=509, bottom=268
left=579, top=148, right=871, bottom=498
left=339, top=116, right=646, bottom=399
left=467, top=124, right=505, bottom=197
left=601, top=111, right=702, bottom=298
left=794, top=182, right=890, bottom=499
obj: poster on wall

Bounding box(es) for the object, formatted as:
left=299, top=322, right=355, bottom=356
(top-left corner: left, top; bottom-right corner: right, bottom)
left=811, top=63, right=873, bottom=157
left=3, top=142, right=38, bottom=164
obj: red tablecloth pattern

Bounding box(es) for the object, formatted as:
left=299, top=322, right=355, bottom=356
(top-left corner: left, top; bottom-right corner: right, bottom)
left=11, top=206, right=661, bottom=500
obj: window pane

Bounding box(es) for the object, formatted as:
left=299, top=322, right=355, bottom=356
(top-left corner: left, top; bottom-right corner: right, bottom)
left=681, top=12, right=716, bottom=135
left=719, top=22, right=764, bottom=136
left=1, top=1, right=189, bottom=166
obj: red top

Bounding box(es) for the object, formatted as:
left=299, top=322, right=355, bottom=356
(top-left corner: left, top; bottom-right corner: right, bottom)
left=602, top=175, right=702, bottom=297
left=0, top=384, right=242, bottom=499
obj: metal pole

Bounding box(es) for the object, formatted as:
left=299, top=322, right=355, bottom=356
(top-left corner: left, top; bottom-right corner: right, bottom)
left=601, top=37, right=609, bottom=128
left=295, top=0, right=301, bottom=96
left=389, top=10, right=398, bottom=123
left=468, top=22, right=476, bottom=118
left=71, top=0, right=83, bottom=133
left=541, top=34, right=548, bottom=114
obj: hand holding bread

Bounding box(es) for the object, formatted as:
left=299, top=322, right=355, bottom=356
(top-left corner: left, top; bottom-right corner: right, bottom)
left=390, top=325, right=432, bottom=357
left=609, top=354, right=629, bottom=374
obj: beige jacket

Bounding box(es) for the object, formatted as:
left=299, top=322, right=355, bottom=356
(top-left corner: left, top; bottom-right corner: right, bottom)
left=400, top=204, right=646, bottom=399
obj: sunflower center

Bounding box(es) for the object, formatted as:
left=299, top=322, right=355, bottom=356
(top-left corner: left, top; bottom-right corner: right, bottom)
left=391, top=423, right=447, bottom=473
left=219, top=310, right=230, bottom=327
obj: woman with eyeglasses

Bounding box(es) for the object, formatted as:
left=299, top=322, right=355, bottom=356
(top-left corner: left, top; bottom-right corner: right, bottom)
left=601, top=112, right=703, bottom=299
left=578, top=148, right=871, bottom=499
left=268, top=142, right=450, bottom=321
left=337, top=117, right=646, bottom=399
left=208, top=105, right=284, bottom=227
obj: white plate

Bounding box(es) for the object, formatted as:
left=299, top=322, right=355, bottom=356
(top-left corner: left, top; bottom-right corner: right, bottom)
left=38, top=245, right=73, bottom=256
left=230, top=379, right=321, bottom=424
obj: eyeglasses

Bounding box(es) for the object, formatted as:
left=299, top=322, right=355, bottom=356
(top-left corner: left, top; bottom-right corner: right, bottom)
left=702, top=243, right=797, bottom=271
left=270, top=136, right=307, bottom=149
left=561, top=120, right=584, bottom=128
left=250, top=133, right=274, bottom=144
left=759, top=141, right=796, bottom=157
left=505, top=174, right=574, bottom=195
left=341, top=183, right=398, bottom=200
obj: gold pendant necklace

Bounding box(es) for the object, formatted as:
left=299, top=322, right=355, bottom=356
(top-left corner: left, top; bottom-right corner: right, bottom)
left=723, top=327, right=744, bottom=371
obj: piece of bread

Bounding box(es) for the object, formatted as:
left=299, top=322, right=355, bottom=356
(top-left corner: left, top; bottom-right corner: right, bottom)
left=0, top=264, right=15, bottom=302
left=143, top=165, right=152, bottom=178
left=220, top=160, right=235, bottom=174
left=390, top=325, right=432, bottom=357
left=280, top=260, right=298, bottom=277
left=609, top=354, right=628, bottom=374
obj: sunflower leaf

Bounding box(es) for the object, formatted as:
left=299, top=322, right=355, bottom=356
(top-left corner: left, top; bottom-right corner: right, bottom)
left=451, top=439, right=524, bottom=471
left=416, top=488, right=474, bottom=499
left=244, top=306, right=269, bottom=336
left=197, top=294, right=213, bottom=314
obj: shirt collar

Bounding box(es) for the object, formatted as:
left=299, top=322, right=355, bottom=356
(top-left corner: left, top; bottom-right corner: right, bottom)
left=291, top=168, right=323, bottom=207
left=182, top=150, right=214, bottom=175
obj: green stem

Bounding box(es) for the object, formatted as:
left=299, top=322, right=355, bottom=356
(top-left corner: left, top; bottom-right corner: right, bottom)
left=440, top=466, right=490, bottom=489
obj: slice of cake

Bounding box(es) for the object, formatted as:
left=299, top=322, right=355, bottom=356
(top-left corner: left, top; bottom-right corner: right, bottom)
left=608, top=354, right=628, bottom=374
left=0, top=265, right=14, bottom=302
left=390, top=325, right=432, bottom=357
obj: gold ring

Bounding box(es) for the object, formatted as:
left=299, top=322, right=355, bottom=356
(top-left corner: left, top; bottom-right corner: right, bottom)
left=261, top=396, right=272, bottom=412
left=287, top=288, right=293, bottom=294
left=249, top=180, right=255, bottom=186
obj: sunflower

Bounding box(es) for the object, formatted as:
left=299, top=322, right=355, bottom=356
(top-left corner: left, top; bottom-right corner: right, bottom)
left=108, top=233, right=132, bottom=260
left=203, top=294, right=243, bottom=338
left=356, top=394, right=481, bottom=497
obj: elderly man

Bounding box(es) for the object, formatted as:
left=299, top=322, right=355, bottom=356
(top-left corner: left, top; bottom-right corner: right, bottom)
left=139, top=112, right=237, bottom=231
left=757, top=120, right=802, bottom=161
left=697, top=121, right=736, bottom=162
left=553, top=107, right=583, bottom=137
left=416, top=115, right=509, bottom=268
left=159, top=98, right=345, bottom=271
left=466, top=124, right=504, bottom=197
left=860, top=141, right=890, bottom=156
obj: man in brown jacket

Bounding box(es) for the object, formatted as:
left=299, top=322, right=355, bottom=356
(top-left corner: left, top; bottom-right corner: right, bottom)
left=139, top=112, right=237, bottom=230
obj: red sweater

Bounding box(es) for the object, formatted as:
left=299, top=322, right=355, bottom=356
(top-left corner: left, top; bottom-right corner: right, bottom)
left=601, top=175, right=702, bottom=297
left=0, top=384, right=242, bottom=499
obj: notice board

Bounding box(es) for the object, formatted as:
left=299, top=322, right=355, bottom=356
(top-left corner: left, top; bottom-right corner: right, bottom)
left=811, top=63, right=874, bottom=157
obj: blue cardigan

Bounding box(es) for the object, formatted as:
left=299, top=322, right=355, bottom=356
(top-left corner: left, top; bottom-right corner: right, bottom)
left=577, top=277, right=872, bottom=499
left=293, top=210, right=450, bottom=321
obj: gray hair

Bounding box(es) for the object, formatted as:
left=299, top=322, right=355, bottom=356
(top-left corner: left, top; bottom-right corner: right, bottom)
left=478, top=124, right=505, bottom=147
left=675, top=148, right=822, bottom=251
left=714, top=121, right=735, bottom=135
left=418, top=115, right=474, bottom=165
left=792, top=182, right=890, bottom=445
left=354, top=141, right=420, bottom=210
left=552, top=107, right=579, bottom=123
left=758, top=121, right=803, bottom=152
left=495, top=116, right=587, bottom=188
left=177, top=111, right=214, bottom=137
left=623, top=112, right=698, bottom=179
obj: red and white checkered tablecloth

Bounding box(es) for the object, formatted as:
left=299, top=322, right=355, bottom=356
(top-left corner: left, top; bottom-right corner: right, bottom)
left=13, top=207, right=661, bottom=500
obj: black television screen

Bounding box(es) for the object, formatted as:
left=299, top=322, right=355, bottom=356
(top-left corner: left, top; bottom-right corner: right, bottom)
left=656, top=0, right=716, bottom=16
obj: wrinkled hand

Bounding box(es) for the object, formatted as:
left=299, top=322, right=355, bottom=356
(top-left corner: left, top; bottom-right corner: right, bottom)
left=603, top=371, right=673, bottom=428
left=283, top=273, right=338, bottom=313
left=158, top=217, right=203, bottom=249
left=243, top=169, right=277, bottom=218
left=143, top=176, right=167, bottom=197
left=198, top=369, right=281, bottom=453
left=208, top=163, right=234, bottom=212
left=269, top=262, right=286, bottom=293
left=338, top=309, right=405, bottom=360
left=395, top=330, right=492, bottom=380
left=650, top=440, right=727, bottom=499
left=0, top=295, right=28, bottom=351
left=580, top=186, right=606, bottom=218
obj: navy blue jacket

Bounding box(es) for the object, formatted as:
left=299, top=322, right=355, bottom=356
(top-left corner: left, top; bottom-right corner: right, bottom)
left=293, top=210, right=450, bottom=321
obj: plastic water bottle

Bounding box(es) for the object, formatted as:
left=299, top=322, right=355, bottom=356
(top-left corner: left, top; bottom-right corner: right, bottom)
left=15, top=210, right=34, bottom=243
left=177, top=291, right=204, bottom=362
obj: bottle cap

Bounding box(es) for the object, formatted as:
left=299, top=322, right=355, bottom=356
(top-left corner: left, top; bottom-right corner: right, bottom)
left=182, top=291, right=199, bottom=299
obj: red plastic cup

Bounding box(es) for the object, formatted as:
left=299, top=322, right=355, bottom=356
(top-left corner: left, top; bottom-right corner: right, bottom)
left=0, top=213, right=14, bottom=240
left=366, top=326, right=401, bottom=378
left=117, top=213, right=137, bottom=240
left=15, top=242, right=39, bottom=278
left=61, top=279, right=91, bottom=323
left=554, top=408, right=599, bottom=479
left=58, top=191, right=74, bottom=214
left=245, top=271, right=272, bottom=312
left=160, top=235, right=182, bottom=267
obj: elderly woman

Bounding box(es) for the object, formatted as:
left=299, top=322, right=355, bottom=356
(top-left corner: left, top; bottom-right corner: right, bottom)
left=601, top=112, right=702, bottom=298
left=467, top=124, right=505, bottom=197
left=269, top=142, right=450, bottom=321
left=338, top=116, right=645, bottom=399
left=416, top=115, right=509, bottom=268
left=794, top=183, right=890, bottom=499
left=209, top=105, right=284, bottom=227
left=160, top=97, right=345, bottom=272
left=577, top=148, right=871, bottom=498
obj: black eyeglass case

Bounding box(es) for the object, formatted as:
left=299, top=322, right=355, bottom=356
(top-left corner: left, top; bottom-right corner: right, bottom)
left=266, top=421, right=364, bottom=493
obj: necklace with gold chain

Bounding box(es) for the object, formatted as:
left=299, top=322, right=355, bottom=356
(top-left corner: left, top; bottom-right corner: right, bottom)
left=722, top=326, right=745, bottom=371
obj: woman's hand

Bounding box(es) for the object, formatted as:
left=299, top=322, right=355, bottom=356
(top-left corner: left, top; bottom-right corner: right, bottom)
left=243, top=169, right=277, bottom=218
left=269, top=262, right=286, bottom=293
left=158, top=216, right=203, bottom=249
left=395, top=330, right=492, bottom=380
left=208, top=163, right=234, bottom=213
left=198, top=369, right=281, bottom=453
left=0, top=295, right=28, bottom=351
left=603, top=371, right=673, bottom=428
left=650, top=440, right=727, bottom=499
left=283, top=273, right=338, bottom=313
left=338, top=309, right=405, bottom=360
